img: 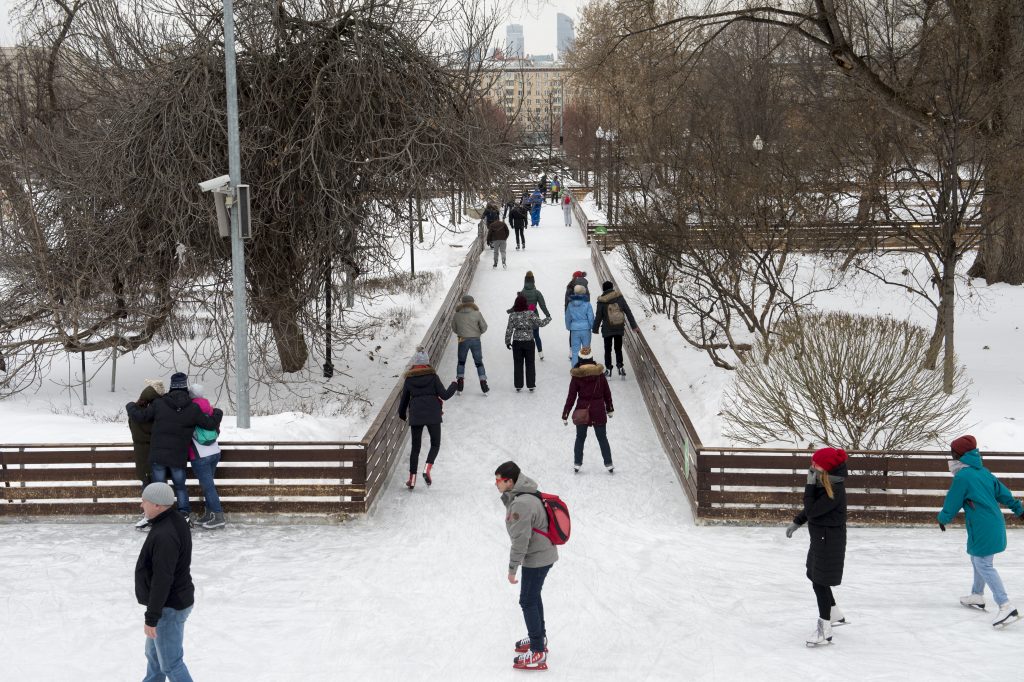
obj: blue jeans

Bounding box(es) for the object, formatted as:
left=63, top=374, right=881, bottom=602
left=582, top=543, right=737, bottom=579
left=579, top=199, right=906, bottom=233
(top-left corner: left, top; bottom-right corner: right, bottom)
left=574, top=424, right=612, bottom=467
left=456, top=338, right=486, bottom=380
left=190, top=453, right=222, bottom=514
left=519, top=565, right=552, bottom=653
left=971, top=554, right=1009, bottom=606
left=569, top=329, right=591, bottom=366
left=533, top=326, right=544, bottom=353
left=150, top=464, right=190, bottom=514
left=143, top=605, right=193, bottom=682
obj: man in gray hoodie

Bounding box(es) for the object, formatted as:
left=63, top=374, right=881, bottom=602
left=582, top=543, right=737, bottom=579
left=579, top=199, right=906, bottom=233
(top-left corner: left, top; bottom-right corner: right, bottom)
left=495, top=461, right=557, bottom=671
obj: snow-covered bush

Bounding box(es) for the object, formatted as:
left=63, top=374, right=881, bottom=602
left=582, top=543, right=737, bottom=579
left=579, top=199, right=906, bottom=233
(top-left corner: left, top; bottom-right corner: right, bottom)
left=722, top=311, right=970, bottom=450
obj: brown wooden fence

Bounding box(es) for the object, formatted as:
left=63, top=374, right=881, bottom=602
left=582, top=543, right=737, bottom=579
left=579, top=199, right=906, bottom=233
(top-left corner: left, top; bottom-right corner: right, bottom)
left=0, top=224, right=485, bottom=518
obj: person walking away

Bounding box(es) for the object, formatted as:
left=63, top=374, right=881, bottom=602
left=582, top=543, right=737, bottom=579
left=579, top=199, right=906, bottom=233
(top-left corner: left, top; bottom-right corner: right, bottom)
left=126, top=372, right=223, bottom=526
left=550, top=177, right=561, bottom=204
left=494, top=461, right=557, bottom=671
left=564, top=285, right=594, bottom=367
left=561, top=347, right=614, bottom=473
left=502, top=194, right=518, bottom=220
left=562, top=271, right=590, bottom=309
left=397, top=348, right=459, bottom=489
left=537, top=173, right=548, bottom=199
left=528, top=189, right=543, bottom=227
left=188, top=384, right=226, bottom=530
left=520, top=271, right=551, bottom=360
left=136, top=482, right=195, bottom=682
left=128, top=379, right=165, bottom=530
left=509, top=203, right=528, bottom=250
left=505, top=293, right=552, bottom=392
left=938, top=434, right=1024, bottom=627
left=593, top=281, right=639, bottom=378
left=785, top=447, right=849, bottom=647
left=482, top=202, right=500, bottom=226
left=561, top=194, right=573, bottom=227
left=486, top=218, right=510, bottom=270
left=451, top=294, right=489, bottom=394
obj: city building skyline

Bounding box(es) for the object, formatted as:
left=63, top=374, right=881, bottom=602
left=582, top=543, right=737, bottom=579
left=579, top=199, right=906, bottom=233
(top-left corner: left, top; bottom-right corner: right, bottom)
left=505, top=24, right=524, bottom=58
left=556, top=13, right=575, bottom=60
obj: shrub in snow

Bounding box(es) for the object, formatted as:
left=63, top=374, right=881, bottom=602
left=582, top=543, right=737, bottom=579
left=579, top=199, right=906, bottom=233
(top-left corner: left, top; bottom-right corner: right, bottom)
left=721, top=311, right=970, bottom=450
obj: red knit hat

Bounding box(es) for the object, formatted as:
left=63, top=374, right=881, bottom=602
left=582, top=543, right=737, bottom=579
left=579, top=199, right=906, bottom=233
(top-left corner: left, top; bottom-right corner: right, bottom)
left=950, top=435, right=977, bottom=458
left=811, top=447, right=848, bottom=472
left=572, top=270, right=584, bottom=278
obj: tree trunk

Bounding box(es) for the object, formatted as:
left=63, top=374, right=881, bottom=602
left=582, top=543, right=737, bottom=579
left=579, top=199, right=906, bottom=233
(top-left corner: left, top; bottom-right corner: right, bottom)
left=268, top=305, right=309, bottom=373
left=969, top=155, right=1024, bottom=284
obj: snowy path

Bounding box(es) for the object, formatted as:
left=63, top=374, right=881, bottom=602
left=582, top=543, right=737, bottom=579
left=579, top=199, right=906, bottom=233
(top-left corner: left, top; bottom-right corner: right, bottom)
left=1, top=203, right=1021, bottom=680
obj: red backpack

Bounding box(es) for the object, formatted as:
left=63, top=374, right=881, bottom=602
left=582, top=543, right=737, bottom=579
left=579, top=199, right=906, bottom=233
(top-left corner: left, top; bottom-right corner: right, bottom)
left=562, top=195, right=571, bottom=206
left=517, top=491, right=571, bottom=545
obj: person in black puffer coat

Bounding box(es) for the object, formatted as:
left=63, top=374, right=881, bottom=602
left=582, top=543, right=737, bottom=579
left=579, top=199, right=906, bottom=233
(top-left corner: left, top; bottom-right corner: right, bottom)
left=786, top=447, right=848, bottom=647
left=397, top=348, right=458, bottom=489
left=592, top=281, right=639, bottom=377
left=126, top=372, right=223, bottom=520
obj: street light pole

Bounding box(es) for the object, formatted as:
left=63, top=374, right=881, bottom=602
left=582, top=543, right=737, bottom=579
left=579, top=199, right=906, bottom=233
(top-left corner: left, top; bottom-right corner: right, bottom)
left=595, top=126, right=604, bottom=210
left=223, top=0, right=250, bottom=427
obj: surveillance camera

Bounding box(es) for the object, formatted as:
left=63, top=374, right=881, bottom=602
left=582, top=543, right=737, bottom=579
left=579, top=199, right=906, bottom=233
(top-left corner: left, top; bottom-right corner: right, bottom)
left=198, top=175, right=231, bottom=193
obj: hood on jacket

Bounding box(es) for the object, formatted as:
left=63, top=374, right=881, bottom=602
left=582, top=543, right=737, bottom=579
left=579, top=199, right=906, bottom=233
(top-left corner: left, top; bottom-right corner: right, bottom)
left=513, top=294, right=529, bottom=312
left=597, top=290, right=621, bottom=303
left=568, top=294, right=589, bottom=303
left=164, top=389, right=193, bottom=410
left=455, top=302, right=479, bottom=313
left=404, top=365, right=436, bottom=378
left=192, top=397, right=214, bottom=416
left=957, top=450, right=982, bottom=469
left=502, top=474, right=540, bottom=506
left=570, top=362, right=606, bottom=378
left=137, top=386, right=162, bottom=403
left=523, top=281, right=537, bottom=292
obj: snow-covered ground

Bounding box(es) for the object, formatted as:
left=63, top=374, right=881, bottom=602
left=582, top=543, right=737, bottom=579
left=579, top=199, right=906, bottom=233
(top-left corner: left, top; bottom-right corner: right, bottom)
left=605, top=237, right=1024, bottom=450
left=0, top=206, right=479, bottom=443
left=2, top=204, right=1022, bottom=678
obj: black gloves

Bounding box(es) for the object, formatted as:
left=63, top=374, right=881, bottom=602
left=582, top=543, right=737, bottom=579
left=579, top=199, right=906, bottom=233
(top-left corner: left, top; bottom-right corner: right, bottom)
left=506, top=343, right=512, bottom=350
left=939, top=523, right=946, bottom=532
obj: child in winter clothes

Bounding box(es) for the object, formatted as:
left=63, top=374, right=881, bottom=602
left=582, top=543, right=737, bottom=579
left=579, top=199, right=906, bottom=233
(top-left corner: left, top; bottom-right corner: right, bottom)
left=938, top=434, right=1024, bottom=627
left=505, top=294, right=552, bottom=392
left=785, top=447, right=849, bottom=646
left=188, top=384, right=226, bottom=529
left=561, top=347, right=614, bottom=472
left=494, top=460, right=557, bottom=671
left=564, top=285, right=594, bottom=367
left=397, top=349, right=459, bottom=489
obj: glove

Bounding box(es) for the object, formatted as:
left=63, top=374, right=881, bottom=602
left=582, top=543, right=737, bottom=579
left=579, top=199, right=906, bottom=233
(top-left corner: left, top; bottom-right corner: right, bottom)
left=939, top=523, right=946, bottom=532
left=506, top=343, right=512, bottom=350
left=785, top=522, right=800, bottom=538
left=399, top=415, right=406, bottom=421
left=806, top=468, right=817, bottom=485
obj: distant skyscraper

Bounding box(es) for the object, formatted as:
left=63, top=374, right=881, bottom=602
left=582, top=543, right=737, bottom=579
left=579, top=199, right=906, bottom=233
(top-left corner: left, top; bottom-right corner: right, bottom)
left=506, top=24, right=525, bottom=58
left=557, top=14, right=575, bottom=60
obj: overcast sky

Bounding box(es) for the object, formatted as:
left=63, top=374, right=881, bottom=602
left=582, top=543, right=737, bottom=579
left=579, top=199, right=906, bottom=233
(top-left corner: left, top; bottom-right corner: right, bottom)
left=0, top=0, right=590, bottom=50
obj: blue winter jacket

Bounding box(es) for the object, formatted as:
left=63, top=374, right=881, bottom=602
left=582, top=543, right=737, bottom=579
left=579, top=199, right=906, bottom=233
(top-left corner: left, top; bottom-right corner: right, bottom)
left=564, top=295, right=594, bottom=331
left=937, top=450, right=1023, bottom=556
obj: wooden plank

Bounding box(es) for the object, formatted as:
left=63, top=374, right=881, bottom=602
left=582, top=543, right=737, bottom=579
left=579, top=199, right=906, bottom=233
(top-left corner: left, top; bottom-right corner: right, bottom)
left=2, top=483, right=367, bottom=501
left=696, top=506, right=961, bottom=525
left=1, top=448, right=367, bottom=465
left=700, top=490, right=950, bottom=507
left=703, top=472, right=960, bottom=489
left=0, top=500, right=365, bottom=516
left=2, top=464, right=368, bottom=483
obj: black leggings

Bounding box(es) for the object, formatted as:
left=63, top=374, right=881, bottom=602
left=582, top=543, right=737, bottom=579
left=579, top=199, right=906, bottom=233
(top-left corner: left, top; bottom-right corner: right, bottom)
left=812, top=583, right=835, bottom=620
left=409, top=423, right=441, bottom=473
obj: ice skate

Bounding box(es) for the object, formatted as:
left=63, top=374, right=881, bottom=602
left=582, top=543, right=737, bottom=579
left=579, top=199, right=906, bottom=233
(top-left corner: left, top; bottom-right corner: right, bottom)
left=993, top=603, right=1019, bottom=628
left=618, top=366, right=627, bottom=378
left=606, top=464, right=615, bottom=474
left=538, top=352, right=544, bottom=360
left=830, top=605, right=848, bottom=626
left=604, top=368, right=612, bottom=377
left=201, top=512, right=226, bottom=530
left=512, top=650, right=547, bottom=671
left=806, top=618, right=833, bottom=647
left=423, top=464, right=433, bottom=487
left=456, top=377, right=464, bottom=394
left=195, top=510, right=215, bottom=526
left=514, top=636, right=547, bottom=653
left=405, top=473, right=416, bottom=490
left=516, top=388, right=522, bottom=392
left=134, top=515, right=151, bottom=531
left=502, top=262, right=507, bottom=270
left=480, top=379, right=490, bottom=394
left=960, top=593, right=986, bottom=610
left=573, top=465, right=580, bottom=473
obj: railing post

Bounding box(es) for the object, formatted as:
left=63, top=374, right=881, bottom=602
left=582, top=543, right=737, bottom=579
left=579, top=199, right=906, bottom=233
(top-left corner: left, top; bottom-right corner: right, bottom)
left=268, top=443, right=276, bottom=503
left=92, top=446, right=98, bottom=504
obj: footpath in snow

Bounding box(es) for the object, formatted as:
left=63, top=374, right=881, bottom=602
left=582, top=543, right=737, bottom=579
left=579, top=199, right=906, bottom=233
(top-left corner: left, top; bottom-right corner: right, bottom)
left=1, top=202, right=1021, bottom=680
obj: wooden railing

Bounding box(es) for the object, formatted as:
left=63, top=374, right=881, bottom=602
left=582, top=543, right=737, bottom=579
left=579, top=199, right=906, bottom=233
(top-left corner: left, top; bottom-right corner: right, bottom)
left=0, top=222, right=486, bottom=518
left=587, top=241, right=703, bottom=518
left=696, top=447, right=1024, bottom=525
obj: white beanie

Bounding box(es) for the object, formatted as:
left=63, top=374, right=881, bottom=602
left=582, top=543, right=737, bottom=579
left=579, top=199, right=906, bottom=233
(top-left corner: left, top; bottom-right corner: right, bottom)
left=190, top=384, right=205, bottom=399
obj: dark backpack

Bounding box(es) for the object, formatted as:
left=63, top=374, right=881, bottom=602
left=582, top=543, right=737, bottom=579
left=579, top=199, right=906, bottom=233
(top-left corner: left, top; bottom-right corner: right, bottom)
left=607, top=300, right=626, bottom=326
left=517, top=491, right=571, bottom=545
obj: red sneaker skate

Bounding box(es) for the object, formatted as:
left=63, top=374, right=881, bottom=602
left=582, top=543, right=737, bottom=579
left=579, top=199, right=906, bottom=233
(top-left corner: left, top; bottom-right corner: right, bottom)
left=513, top=650, right=547, bottom=671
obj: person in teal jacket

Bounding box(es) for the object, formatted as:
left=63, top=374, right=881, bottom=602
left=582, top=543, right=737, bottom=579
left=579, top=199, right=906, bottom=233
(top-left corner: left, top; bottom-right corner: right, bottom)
left=938, top=434, right=1024, bottom=627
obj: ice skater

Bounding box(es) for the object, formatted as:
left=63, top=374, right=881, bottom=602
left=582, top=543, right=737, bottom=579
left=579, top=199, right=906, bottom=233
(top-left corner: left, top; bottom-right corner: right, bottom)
left=561, top=346, right=614, bottom=473
left=592, top=280, right=639, bottom=378
left=561, top=194, right=572, bottom=227
left=397, top=348, right=459, bottom=489
left=505, top=293, right=551, bottom=392
left=938, top=435, right=1023, bottom=627
left=785, top=447, right=848, bottom=647
left=486, top=217, right=509, bottom=269
left=528, top=189, right=543, bottom=227
left=564, top=284, right=594, bottom=367
left=451, top=293, right=489, bottom=394
left=519, top=271, right=551, bottom=359
left=494, top=461, right=558, bottom=671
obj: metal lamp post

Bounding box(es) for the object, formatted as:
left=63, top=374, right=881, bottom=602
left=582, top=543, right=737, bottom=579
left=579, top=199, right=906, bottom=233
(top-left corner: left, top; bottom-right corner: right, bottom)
left=595, top=126, right=604, bottom=210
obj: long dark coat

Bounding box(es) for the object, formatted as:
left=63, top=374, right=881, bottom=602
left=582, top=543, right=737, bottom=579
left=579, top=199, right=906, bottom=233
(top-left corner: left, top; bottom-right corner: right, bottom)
left=561, top=361, right=614, bottom=426
left=128, top=385, right=162, bottom=482
left=793, top=463, right=848, bottom=586
left=125, top=390, right=223, bottom=468
left=397, top=367, right=458, bottom=426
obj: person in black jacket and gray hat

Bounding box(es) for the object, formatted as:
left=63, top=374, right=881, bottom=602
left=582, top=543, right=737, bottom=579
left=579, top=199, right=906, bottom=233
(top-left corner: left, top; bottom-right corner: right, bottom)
left=136, top=481, right=195, bottom=681
left=398, top=349, right=459, bottom=489
left=592, top=281, right=639, bottom=378
left=126, top=372, right=223, bottom=524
